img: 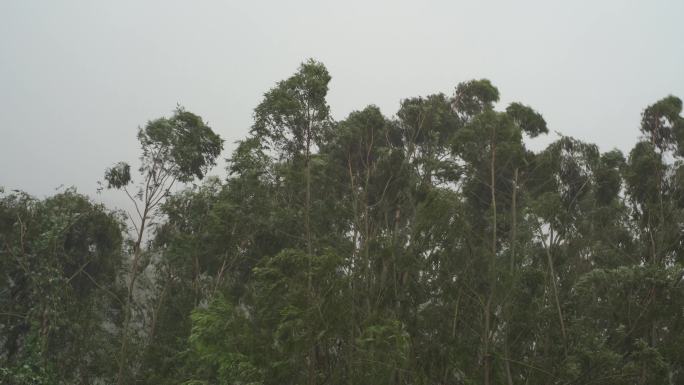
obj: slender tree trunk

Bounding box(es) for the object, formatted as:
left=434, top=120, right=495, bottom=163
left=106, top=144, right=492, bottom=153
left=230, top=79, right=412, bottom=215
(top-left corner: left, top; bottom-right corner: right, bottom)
left=148, top=274, right=170, bottom=342
left=484, top=127, right=497, bottom=385
left=392, top=207, right=401, bottom=313
left=306, top=131, right=313, bottom=264
left=510, top=168, right=517, bottom=271
left=365, top=147, right=380, bottom=310
left=347, top=154, right=358, bottom=385
left=651, top=118, right=665, bottom=350
left=544, top=229, right=568, bottom=356
left=116, top=208, right=147, bottom=385
left=194, top=253, right=202, bottom=305
left=483, top=295, right=493, bottom=385
left=504, top=168, right=518, bottom=385
left=304, top=118, right=317, bottom=385
left=504, top=340, right=514, bottom=385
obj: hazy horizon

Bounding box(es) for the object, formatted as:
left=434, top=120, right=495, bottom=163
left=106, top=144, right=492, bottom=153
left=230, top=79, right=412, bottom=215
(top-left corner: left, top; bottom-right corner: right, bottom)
left=2, top=0, right=683, bottom=207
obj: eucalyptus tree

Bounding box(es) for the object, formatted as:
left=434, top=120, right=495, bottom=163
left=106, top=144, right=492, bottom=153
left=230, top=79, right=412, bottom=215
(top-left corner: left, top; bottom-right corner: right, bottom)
left=625, top=95, right=684, bottom=265
left=612, top=95, right=684, bottom=383
left=328, top=106, right=400, bottom=303
left=450, top=79, right=548, bottom=385
left=516, top=137, right=628, bottom=383
left=9, top=56, right=684, bottom=385
left=252, top=58, right=332, bottom=258
left=325, top=105, right=415, bottom=383
left=139, top=136, right=293, bottom=384
left=531, top=137, right=602, bottom=353
left=0, top=189, right=124, bottom=385
left=397, top=93, right=461, bottom=186
left=104, top=106, right=222, bottom=385
left=249, top=59, right=335, bottom=384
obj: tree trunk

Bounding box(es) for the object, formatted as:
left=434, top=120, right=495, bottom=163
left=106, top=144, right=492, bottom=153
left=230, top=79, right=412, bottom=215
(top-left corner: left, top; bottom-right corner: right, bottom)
left=116, top=209, right=147, bottom=385
left=483, top=126, right=497, bottom=385
left=544, top=229, right=568, bottom=357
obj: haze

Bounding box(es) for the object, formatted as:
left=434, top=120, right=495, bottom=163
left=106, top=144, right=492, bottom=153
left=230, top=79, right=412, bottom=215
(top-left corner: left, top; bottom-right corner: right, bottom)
left=1, top=0, right=683, bottom=203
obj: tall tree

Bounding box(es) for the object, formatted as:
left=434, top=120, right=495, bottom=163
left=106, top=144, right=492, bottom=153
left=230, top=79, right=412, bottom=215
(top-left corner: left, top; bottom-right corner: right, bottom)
left=104, top=107, right=222, bottom=385
left=251, top=59, right=332, bottom=385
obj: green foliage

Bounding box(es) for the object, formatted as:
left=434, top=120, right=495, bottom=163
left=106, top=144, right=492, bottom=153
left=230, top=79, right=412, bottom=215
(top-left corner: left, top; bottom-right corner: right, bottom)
left=5, top=61, right=684, bottom=385
left=150, top=72, right=684, bottom=385
left=641, top=95, right=683, bottom=153
left=353, top=319, right=410, bottom=384
left=505, top=102, right=548, bottom=137
left=102, top=105, right=223, bottom=385
left=104, top=161, right=132, bottom=189
left=253, top=59, right=331, bottom=158
left=452, top=78, right=499, bottom=117
left=0, top=188, right=124, bottom=384
left=186, top=250, right=348, bottom=385
left=138, top=107, right=224, bottom=182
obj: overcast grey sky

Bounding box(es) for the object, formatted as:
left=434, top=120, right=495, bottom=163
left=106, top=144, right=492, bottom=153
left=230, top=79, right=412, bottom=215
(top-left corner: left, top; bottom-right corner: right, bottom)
left=1, top=0, right=683, bottom=206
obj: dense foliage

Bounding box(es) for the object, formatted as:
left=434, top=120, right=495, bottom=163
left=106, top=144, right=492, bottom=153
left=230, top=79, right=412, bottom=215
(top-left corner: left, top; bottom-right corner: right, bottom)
left=2, top=60, right=684, bottom=385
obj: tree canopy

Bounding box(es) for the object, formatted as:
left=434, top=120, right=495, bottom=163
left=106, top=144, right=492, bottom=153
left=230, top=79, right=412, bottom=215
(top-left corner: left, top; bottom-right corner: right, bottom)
left=2, top=60, right=684, bottom=385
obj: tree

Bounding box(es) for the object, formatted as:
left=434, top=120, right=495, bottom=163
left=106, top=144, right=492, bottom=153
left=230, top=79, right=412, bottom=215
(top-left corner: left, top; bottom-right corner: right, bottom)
left=0, top=188, right=124, bottom=385
left=451, top=79, right=548, bottom=385
left=253, top=59, right=332, bottom=256
left=104, top=106, right=222, bottom=385
left=6, top=60, right=684, bottom=385
left=250, top=59, right=333, bottom=385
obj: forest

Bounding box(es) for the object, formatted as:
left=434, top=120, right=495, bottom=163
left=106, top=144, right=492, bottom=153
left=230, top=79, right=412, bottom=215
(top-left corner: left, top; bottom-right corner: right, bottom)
left=2, top=59, right=684, bottom=385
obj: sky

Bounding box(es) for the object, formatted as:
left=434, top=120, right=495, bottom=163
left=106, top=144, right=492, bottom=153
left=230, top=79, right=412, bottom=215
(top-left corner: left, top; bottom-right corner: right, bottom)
left=1, top=0, right=683, bottom=209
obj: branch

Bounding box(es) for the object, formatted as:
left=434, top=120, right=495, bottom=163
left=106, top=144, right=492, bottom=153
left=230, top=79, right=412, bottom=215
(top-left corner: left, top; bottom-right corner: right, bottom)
left=122, top=186, right=143, bottom=221
left=82, top=270, right=124, bottom=306
left=0, top=312, right=28, bottom=319
left=67, top=260, right=92, bottom=283
left=125, top=210, right=140, bottom=235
